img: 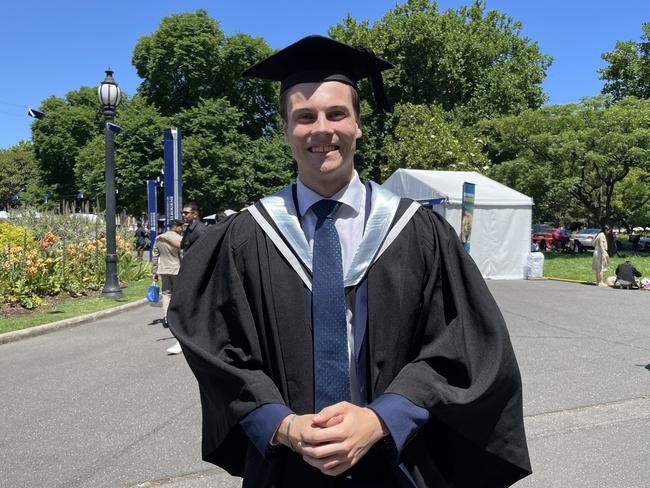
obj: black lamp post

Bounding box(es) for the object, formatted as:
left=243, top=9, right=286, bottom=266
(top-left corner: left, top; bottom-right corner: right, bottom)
left=98, top=69, right=123, bottom=298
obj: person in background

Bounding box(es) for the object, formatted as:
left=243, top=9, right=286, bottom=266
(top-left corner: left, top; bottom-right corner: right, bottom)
left=157, top=203, right=208, bottom=355
left=592, top=225, right=609, bottom=287
left=157, top=202, right=208, bottom=255
left=152, top=219, right=184, bottom=329
left=629, top=231, right=640, bottom=252
left=614, top=260, right=642, bottom=289
left=134, top=221, right=148, bottom=259
left=167, top=35, right=530, bottom=487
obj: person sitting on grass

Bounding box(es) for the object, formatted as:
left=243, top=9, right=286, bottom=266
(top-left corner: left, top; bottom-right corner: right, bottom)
left=614, top=260, right=642, bottom=289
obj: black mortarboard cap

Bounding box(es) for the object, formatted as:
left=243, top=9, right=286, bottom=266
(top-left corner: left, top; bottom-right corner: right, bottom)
left=242, top=35, right=394, bottom=111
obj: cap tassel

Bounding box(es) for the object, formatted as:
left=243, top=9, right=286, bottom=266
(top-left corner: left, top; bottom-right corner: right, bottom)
left=357, top=47, right=391, bottom=112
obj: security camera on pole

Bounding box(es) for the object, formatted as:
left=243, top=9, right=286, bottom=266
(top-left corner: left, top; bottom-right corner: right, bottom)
left=98, top=69, right=124, bottom=298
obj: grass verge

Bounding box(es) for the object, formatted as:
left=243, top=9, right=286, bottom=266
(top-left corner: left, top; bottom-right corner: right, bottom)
left=543, top=251, right=650, bottom=283
left=0, top=279, right=150, bottom=334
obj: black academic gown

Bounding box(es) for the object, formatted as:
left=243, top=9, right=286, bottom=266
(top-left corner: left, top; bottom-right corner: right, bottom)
left=167, top=191, right=532, bottom=488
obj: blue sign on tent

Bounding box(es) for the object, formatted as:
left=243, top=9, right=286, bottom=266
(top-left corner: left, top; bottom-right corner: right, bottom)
left=417, top=198, right=446, bottom=207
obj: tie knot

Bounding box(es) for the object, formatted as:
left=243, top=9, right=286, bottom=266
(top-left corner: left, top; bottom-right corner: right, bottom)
left=311, top=199, right=340, bottom=220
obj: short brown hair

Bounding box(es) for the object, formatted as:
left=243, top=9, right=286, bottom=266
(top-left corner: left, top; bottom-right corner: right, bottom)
left=279, top=84, right=361, bottom=122
left=183, top=202, right=199, bottom=214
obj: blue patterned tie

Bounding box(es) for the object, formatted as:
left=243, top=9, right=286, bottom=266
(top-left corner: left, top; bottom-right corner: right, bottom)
left=311, top=199, right=351, bottom=412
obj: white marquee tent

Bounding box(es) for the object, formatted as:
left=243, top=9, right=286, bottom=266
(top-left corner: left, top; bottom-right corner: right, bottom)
left=382, top=169, right=534, bottom=279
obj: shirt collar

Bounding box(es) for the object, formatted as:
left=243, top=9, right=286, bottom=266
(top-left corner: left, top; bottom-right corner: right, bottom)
left=296, top=171, right=364, bottom=217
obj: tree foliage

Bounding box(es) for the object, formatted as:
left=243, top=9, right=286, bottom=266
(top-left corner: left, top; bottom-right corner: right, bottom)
left=172, top=98, right=292, bottom=212
left=382, top=103, right=489, bottom=179
left=20, top=4, right=559, bottom=218
left=75, top=95, right=169, bottom=215
left=132, top=10, right=277, bottom=134
left=31, top=87, right=102, bottom=200
left=483, top=97, right=650, bottom=226
left=329, top=0, right=551, bottom=180
left=330, top=0, right=551, bottom=123
left=0, top=141, right=44, bottom=209
left=600, top=22, right=650, bottom=101
left=132, top=10, right=225, bottom=116
left=216, top=34, right=278, bottom=136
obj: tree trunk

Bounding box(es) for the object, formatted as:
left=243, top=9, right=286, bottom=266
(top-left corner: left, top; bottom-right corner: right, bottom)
left=606, top=230, right=617, bottom=257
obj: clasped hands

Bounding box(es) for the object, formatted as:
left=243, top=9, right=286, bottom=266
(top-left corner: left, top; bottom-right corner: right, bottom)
left=273, top=401, right=389, bottom=476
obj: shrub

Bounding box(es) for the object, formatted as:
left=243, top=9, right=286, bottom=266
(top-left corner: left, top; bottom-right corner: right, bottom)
left=0, top=222, right=36, bottom=250
left=0, top=209, right=150, bottom=309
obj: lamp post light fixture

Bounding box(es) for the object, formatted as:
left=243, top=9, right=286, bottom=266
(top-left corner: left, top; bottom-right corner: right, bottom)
left=98, top=68, right=123, bottom=298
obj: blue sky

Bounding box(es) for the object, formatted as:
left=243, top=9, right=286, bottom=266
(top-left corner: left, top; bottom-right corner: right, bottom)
left=0, top=0, right=647, bottom=150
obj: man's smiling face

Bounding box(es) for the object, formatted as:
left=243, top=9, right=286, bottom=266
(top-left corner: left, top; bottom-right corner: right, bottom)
left=282, top=81, right=362, bottom=196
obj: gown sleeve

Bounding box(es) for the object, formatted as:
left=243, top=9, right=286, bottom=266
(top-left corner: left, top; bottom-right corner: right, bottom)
left=381, top=208, right=531, bottom=487
left=166, top=214, right=287, bottom=475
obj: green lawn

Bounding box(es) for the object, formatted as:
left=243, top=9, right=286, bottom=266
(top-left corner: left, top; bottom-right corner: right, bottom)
left=0, top=279, right=150, bottom=334
left=543, top=251, right=650, bottom=283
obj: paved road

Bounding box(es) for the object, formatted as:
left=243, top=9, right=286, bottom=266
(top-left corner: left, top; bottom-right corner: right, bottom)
left=1, top=280, right=648, bottom=487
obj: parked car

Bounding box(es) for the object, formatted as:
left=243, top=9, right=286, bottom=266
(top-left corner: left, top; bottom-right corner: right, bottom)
left=570, top=228, right=600, bottom=252
left=531, top=225, right=572, bottom=251
left=571, top=228, right=622, bottom=252
left=639, top=236, right=650, bottom=251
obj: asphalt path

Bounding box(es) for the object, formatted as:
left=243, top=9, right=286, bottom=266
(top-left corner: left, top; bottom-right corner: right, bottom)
left=1, top=279, right=648, bottom=488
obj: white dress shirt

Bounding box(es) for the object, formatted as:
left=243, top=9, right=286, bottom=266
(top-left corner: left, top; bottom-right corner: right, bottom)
left=296, top=171, right=367, bottom=404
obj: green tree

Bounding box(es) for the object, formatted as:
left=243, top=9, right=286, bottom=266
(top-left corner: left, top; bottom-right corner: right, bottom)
left=216, top=33, right=278, bottom=136
left=600, top=23, right=650, bottom=101
left=609, top=167, right=650, bottom=228
left=133, top=10, right=225, bottom=115
left=0, top=142, right=46, bottom=209
left=75, top=95, right=168, bottom=215
left=173, top=98, right=292, bottom=212
left=483, top=97, right=650, bottom=226
left=240, top=133, right=294, bottom=205
left=74, top=136, right=105, bottom=206
left=382, top=102, right=489, bottom=179
left=330, top=0, right=551, bottom=122
left=329, top=0, right=551, bottom=180
left=132, top=10, right=277, bottom=134
left=31, top=87, right=102, bottom=200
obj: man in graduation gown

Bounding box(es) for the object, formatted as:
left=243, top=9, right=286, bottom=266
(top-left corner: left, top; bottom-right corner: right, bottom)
left=168, top=35, right=531, bottom=487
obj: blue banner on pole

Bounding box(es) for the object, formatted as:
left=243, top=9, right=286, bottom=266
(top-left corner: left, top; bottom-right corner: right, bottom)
left=460, top=182, right=476, bottom=253
left=163, top=128, right=183, bottom=232
left=147, top=180, right=157, bottom=262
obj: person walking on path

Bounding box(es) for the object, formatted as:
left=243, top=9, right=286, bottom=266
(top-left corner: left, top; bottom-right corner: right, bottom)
left=593, top=225, right=610, bottom=287
left=152, top=219, right=183, bottom=328
left=134, top=221, right=148, bottom=259
left=158, top=203, right=208, bottom=355
left=168, top=35, right=530, bottom=487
